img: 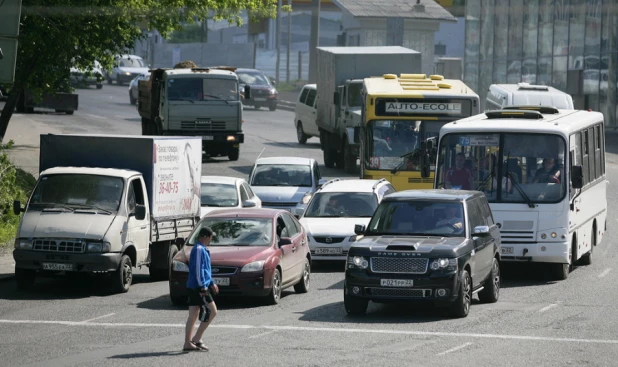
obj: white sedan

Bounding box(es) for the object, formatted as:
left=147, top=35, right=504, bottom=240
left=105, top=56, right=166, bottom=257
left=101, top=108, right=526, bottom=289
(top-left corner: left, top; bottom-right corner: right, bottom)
left=200, top=176, right=262, bottom=218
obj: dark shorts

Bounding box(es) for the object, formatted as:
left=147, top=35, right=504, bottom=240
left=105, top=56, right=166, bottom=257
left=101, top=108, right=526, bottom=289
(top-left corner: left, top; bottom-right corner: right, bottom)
left=187, top=287, right=215, bottom=322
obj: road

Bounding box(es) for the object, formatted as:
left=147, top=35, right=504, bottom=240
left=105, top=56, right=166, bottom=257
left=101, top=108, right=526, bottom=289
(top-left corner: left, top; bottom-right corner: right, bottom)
left=1, top=84, right=618, bottom=367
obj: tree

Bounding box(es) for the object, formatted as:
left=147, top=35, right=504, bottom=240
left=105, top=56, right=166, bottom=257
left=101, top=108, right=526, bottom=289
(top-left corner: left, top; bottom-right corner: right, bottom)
left=0, top=0, right=286, bottom=141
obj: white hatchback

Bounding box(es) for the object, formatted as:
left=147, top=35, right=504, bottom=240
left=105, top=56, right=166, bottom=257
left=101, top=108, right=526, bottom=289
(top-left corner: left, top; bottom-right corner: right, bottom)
left=294, top=84, right=319, bottom=144
left=299, top=178, right=396, bottom=261
left=200, top=176, right=262, bottom=218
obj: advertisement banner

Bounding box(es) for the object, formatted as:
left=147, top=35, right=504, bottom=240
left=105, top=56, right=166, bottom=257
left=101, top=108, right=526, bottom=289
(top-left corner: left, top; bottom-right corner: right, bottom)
left=152, top=138, right=202, bottom=218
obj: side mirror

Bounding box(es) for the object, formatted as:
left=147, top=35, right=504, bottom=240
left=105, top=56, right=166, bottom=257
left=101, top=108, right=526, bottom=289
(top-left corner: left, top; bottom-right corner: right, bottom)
left=242, top=200, right=257, bottom=208
left=571, top=165, right=583, bottom=189
left=473, top=225, right=491, bottom=237
left=333, top=91, right=340, bottom=105
left=354, top=224, right=366, bottom=235
left=426, top=140, right=434, bottom=151
left=317, top=178, right=327, bottom=188
left=271, top=80, right=276, bottom=86
left=295, top=207, right=305, bottom=217
left=13, top=200, right=23, bottom=215
left=279, top=237, right=293, bottom=247
left=135, top=204, right=147, bottom=220
left=175, top=237, right=185, bottom=247
left=244, top=85, right=252, bottom=100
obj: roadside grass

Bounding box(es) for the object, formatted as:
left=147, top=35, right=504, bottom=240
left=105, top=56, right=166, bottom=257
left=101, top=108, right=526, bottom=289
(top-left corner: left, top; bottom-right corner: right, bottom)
left=275, top=79, right=308, bottom=92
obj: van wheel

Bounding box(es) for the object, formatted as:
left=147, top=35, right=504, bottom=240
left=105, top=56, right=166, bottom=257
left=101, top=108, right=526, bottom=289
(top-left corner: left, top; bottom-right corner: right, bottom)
left=112, top=255, right=133, bottom=293
left=297, top=122, right=308, bottom=144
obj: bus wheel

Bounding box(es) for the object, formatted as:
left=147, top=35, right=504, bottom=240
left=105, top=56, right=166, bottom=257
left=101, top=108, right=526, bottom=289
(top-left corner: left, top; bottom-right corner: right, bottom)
left=551, top=263, right=569, bottom=281
left=580, top=226, right=595, bottom=266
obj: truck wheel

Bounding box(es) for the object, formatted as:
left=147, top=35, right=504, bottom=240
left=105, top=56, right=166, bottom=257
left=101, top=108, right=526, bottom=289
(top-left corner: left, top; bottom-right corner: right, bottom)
left=323, top=148, right=335, bottom=168
left=149, top=243, right=176, bottom=281
left=228, top=147, right=240, bottom=161
left=96, top=84, right=103, bottom=90
left=268, top=102, right=277, bottom=111
left=15, top=268, right=36, bottom=290
left=296, top=122, right=308, bottom=144
left=112, top=255, right=133, bottom=294
left=343, top=140, right=356, bottom=173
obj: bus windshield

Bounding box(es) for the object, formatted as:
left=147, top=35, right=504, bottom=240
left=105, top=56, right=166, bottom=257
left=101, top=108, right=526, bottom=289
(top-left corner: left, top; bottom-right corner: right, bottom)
left=365, top=120, right=445, bottom=171
left=435, top=133, right=567, bottom=203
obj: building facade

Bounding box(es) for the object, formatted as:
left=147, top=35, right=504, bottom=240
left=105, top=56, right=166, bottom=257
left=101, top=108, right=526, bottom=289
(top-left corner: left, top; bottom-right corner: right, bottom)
left=464, top=0, right=617, bottom=126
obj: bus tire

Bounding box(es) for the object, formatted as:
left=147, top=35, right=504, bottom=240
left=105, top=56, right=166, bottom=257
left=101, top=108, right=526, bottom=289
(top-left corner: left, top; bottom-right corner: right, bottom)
left=551, top=263, right=569, bottom=280
left=580, top=226, right=595, bottom=266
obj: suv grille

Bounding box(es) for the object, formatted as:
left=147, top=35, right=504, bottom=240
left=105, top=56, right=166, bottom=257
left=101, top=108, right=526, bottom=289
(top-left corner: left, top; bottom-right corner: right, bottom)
left=33, top=239, right=84, bottom=253
left=370, top=257, right=428, bottom=274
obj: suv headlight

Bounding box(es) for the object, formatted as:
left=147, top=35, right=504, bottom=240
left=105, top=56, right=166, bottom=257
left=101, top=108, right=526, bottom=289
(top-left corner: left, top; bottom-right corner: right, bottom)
left=430, top=258, right=457, bottom=271
left=15, top=239, right=33, bottom=250
left=173, top=260, right=190, bottom=272
left=86, top=242, right=111, bottom=253
left=241, top=260, right=265, bottom=272
left=347, top=256, right=369, bottom=269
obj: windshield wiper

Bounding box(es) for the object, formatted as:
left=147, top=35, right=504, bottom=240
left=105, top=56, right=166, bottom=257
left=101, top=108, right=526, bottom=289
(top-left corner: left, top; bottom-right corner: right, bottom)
left=390, top=148, right=421, bottom=174
left=202, top=94, right=230, bottom=104
left=505, top=152, right=535, bottom=208
left=69, top=203, right=113, bottom=214
left=40, top=203, right=74, bottom=212
left=476, top=170, right=496, bottom=191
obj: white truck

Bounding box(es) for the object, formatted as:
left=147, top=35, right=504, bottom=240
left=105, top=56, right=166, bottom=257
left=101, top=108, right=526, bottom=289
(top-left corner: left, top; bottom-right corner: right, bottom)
left=315, top=46, right=422, bottom=173
left=12, top=134, right=202, bottom=293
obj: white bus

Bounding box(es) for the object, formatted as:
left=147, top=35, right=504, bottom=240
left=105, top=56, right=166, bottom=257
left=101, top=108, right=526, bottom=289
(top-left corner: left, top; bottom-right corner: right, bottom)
left=434, top=106, right=608, bottom=280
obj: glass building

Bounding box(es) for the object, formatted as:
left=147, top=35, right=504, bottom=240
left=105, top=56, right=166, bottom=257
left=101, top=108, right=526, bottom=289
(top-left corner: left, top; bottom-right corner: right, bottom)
left=464, top=0, right=618, bottom=127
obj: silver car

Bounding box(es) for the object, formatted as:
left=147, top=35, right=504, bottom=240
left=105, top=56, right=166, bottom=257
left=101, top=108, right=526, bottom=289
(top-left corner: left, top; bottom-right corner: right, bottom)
left=248, top=157, right=327, bottom=218
left=129, top=72, right=150, bottom=105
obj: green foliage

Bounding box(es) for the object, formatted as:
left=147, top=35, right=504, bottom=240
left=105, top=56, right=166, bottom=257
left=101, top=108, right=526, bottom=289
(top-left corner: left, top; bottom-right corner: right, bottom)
left=0, top=140, right=35, bottom=248
left=275, top=80, right=308, bottom=92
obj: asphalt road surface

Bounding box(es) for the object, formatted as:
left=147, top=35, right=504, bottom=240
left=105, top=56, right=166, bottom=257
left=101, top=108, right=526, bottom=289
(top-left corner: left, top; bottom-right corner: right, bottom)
left=1, top=84, right=618, bottom=367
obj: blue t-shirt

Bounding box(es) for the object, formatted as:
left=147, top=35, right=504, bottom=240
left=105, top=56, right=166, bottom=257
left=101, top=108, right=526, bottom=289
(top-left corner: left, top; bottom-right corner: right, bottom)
left=186, top=242, right=214, bottom=290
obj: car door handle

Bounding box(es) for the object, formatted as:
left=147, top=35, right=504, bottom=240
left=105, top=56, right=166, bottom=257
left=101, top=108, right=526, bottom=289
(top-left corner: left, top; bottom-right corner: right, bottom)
left=140, top=225, right=147, bottom=229
left=292, top=246, right=297, bottom=252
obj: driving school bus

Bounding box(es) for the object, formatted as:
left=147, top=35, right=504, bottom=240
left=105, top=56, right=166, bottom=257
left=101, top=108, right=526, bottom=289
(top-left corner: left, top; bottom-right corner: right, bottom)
left=359, top=73, right=480, bottom=191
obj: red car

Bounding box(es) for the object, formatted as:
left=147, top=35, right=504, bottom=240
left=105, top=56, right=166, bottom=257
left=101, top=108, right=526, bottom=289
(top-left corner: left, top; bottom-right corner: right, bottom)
left=169, top=208, right=311, bottom=306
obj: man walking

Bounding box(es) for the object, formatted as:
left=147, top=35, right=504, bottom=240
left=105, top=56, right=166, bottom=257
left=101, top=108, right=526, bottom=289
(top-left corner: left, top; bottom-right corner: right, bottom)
left=184, top=226, right=219, bottom=352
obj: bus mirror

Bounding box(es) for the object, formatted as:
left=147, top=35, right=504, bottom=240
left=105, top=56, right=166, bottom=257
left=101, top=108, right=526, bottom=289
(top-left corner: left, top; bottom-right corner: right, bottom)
left=421, top=153, right=431, bottom=178
left=571, top=165, right=583, bottom=189
left=426, top=140, right=434, bottom=151
left=333, top=91, right=340, bottom=105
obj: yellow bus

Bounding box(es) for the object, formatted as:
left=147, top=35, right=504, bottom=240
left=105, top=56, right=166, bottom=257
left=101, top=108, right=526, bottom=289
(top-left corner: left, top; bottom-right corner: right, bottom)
left=360, top=73, right=480, bottom=191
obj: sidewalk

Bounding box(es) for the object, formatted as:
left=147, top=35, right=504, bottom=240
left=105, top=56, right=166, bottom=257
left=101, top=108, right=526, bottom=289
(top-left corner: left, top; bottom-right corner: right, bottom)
left=0, top=249, right=15, bottom=281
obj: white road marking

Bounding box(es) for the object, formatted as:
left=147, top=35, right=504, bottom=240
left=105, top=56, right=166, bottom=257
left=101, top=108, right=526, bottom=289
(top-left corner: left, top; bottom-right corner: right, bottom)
left=79, top=313, right=115, bottom=323
left=436, top=342, right=473, bottom=356
left=2, top=319, right=618, bottom=345
left=249, top=330, right=277, bottom=339
left=539, top=304, right=558, bottom=313
left=598, top=268, right=612, bottom=278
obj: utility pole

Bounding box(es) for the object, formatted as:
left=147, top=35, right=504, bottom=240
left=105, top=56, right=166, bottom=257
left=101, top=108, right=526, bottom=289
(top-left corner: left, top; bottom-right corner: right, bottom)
left=286, top=0, right=292, bottom=82
left=275, top=0, right=282, bottom=83
left=308, top=0, right=320, bottom=83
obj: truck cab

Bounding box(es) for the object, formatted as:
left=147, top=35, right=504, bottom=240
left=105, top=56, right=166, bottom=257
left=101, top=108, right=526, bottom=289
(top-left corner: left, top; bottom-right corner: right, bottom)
left=333, top=80, right=364, bottom=169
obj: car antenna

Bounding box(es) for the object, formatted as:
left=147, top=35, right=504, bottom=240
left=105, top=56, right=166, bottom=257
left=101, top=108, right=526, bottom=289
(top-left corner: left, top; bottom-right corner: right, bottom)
left=256, top=147, right=266, bottom=162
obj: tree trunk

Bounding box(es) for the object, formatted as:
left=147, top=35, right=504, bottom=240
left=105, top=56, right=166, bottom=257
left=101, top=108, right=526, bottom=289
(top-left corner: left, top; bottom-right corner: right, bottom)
left=0, top=85, right=22, bottom=143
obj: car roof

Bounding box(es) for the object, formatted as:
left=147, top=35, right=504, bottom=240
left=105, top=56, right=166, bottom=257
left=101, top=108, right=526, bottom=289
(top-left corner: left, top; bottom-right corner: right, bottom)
left=235, top=68, right=263, bottom=73
left=302, top=84, right=316, bottom=89
left=318, top=179, right=388, bottom=193
left=255, top=157, right=314, bottom=165
left=200, top=175, right=241, bottom=185
left=40, top=167, right=140, bottom=179
left=202, top=208, right=288, bottom=219
left=383, top=189, right=483, bottom=202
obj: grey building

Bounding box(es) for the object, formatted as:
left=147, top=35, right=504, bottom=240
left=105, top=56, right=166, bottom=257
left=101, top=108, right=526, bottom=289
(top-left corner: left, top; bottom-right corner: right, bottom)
left=334, top=0, right=457, bottom=75
left=464, top=0, right=617, bottom=126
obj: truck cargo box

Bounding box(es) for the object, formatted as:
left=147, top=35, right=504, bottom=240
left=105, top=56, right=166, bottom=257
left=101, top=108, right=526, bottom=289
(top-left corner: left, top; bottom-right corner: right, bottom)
left=39, top=134, right=202, bottom=220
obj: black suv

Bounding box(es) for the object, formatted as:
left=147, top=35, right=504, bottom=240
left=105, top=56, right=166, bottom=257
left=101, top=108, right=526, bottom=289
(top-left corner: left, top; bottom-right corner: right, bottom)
left=236, top=68, right=279, bottom=111
left=344, top=189, right=501, bottom=318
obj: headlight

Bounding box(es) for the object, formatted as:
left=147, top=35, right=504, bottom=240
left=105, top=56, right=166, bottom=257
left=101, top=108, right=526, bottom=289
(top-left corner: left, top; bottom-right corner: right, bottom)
left=87, top=242, right=111, bottom=253
left=269, top=88, right=277, bottom=94
left=15, top=239, right=33, bottom=250
left=301, top=193, right=312, bottom=204
left=241, top=260, right=265, bottom=272
left=347, top=256, right=369, bottom=269
left=348, top=235, right=362, bottom=242
left=173, top=260, right=190, bottom=272
left=124, top=72, right=131, bottom=75
left=430, top=258, right=457, bottom=271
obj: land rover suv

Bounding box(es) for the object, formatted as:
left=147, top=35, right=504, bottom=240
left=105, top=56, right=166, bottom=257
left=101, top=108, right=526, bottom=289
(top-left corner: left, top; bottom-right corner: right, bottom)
left=344, top=189, right=501, bottom=318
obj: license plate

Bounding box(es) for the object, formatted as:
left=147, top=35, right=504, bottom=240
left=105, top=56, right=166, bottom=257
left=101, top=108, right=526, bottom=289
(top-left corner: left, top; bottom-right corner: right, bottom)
left=380, top=279, right=413, bottom=287
left=501, top=247, right=514, bottom=254
left=315, top=247, right=342, bottom=255
left=213, top=277, right=230, bottom=286
left=42, top=263, right=73, bottom=271
left=203, top=136, right=214, bottom=141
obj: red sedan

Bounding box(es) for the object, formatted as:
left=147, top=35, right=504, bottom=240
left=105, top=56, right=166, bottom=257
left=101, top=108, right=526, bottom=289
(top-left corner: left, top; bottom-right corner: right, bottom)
left=169, top=208, right=311, bottom=306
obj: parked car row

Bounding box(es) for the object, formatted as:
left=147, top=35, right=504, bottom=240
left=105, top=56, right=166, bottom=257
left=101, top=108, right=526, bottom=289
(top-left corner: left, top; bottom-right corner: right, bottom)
left=171, top=156, right=502, bottom=319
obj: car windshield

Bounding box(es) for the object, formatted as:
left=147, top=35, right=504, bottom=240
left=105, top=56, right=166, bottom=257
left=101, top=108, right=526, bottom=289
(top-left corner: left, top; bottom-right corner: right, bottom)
left=29, top=174, right=124, bottom=212
left=119, top=58, right=146, bottom=67
left=250, top=164, right=312, bottom=187
left=237, top=71, right=271, bottom=86
left=187, top=218, right=274, bottom=247
left=201, top=183, right=238, bottom=207
left=304, top=192, right=378, bottom=218
left=366, top=200, right=466, bottom=237
left=167, top=77, right=238, bottom=101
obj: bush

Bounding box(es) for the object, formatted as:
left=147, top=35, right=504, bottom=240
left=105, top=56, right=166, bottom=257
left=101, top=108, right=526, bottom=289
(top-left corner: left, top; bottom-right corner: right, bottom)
left=275, top=79, right=308, bottom=92
left=0, top=140, right=36, bottom=250
left=174, top=60, right=198, bottom=68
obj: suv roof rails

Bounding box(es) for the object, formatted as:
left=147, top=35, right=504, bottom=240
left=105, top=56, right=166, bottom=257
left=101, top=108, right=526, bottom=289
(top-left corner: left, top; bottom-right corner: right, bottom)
left=485, top=109, right=544, bottom=120
left=320, top=178, right=341, bottom=188
left=502, top=105, right=560, bottom=114
left=372, top=178, right=387, bottom=190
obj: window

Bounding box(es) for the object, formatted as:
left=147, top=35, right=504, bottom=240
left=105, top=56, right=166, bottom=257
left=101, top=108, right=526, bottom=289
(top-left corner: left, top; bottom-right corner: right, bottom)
left=582, top=130, right=590, bottom=184
left=299, top=88, right=309, bottom=104
left=282, top=214, right=300, bottom=237
left=313, top=162, right=320, bottom=185
left=467, top=200, right=484, bottom=231
left=480, top=199, right=495, bottom=225
left=242, top=183, right=255, bottom=199
left=240, top=184, right=249, bottom=202
left=305, top=89, right=317, bottom=107
left=589, top=127, right=596, bottom=181
left=595, top=124, right=603, bottom=178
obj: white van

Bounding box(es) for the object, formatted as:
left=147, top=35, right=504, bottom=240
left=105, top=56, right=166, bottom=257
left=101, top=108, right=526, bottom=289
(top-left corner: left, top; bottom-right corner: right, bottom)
left=294, top=84, right=319, bottom=144
left=485, top=83, right=574, bottom=110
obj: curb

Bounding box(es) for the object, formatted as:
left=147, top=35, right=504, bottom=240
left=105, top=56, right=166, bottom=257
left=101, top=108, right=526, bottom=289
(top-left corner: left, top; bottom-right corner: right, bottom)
left=0, top=274, right=14, bottom=282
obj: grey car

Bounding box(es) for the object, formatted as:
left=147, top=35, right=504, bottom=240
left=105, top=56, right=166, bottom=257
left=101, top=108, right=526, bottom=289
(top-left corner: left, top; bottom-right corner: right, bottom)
left=248, top=157, right=327, bottom=218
